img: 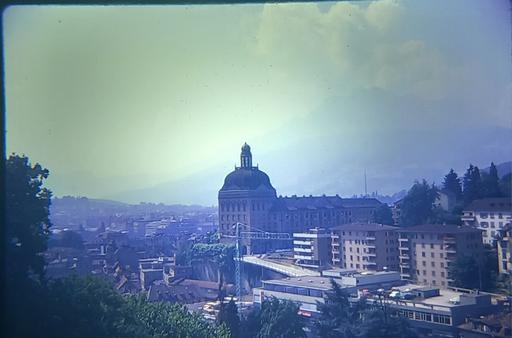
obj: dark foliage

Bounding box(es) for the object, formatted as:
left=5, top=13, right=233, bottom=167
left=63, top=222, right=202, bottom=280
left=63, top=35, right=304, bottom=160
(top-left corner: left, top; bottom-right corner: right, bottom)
left=398, top=180, right=438, bottom=227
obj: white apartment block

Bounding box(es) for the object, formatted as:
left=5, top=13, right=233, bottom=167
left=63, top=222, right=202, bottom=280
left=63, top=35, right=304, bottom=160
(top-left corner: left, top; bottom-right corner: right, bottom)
left=293, top=228, right=332, bottom=268
left=461, top=198, right=512, bottom=245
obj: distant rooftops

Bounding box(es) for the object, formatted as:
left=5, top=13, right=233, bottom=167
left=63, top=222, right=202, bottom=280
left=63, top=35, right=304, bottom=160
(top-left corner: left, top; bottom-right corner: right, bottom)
left=271, top=195, right=381, bottom=211
left=330, top=223, right=398, bottom=232
left=464, top=198, right=512, bottom=212
left=399, top=224, right=481, bottom=234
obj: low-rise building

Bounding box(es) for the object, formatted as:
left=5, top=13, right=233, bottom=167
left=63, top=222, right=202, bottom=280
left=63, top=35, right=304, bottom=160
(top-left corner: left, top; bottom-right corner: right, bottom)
left=252, top=271, right=402, bottom=317
left=366, top=285, right=499, bottom=338
left=331, top=223, right=399, bottom=272
left=293, top=228, right=332, bottom=269
left=139, top=256, right=175, bottom=290
left=462, top=198, right=512, bottom=245
left=398, top=224, right=483, bottom=288
left=497, top=224, right=512, bottom=275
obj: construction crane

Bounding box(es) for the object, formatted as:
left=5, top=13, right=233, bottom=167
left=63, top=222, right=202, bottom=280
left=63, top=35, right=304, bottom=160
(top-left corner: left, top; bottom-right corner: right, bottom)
left=221, top=222, right=292, bottom=315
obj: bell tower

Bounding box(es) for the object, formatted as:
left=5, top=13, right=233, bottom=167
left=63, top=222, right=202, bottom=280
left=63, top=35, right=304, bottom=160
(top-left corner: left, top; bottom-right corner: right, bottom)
left=240, top=142, right=252, bottom=168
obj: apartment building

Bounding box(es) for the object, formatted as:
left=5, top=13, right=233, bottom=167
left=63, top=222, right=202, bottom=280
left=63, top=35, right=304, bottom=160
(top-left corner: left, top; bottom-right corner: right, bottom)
left=293, top=228, right=332, bottom=268
left=461, top=198, right=512, bottom=245
left=331, top=223, right=399, bottom=272
left=497, top=224, right=511, bottom=275
left=398, top=224, right=483, bottom=288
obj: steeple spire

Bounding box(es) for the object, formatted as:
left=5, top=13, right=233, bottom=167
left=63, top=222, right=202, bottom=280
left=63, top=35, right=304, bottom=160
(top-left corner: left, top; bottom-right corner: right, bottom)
left=240, top=142, right=252, bottom=168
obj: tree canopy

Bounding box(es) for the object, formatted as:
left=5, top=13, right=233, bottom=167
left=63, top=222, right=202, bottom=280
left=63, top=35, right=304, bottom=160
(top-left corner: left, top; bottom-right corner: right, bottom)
left=448, top=245, right=497, bottom=292
left=443, top=168, right=462, bottom=202
left=315, top=279, right=418, bottom=338
left=463, top=164, right=483, bottom=206
left=398, top=180, right=438, bottom=227
left=372, top=203, right=394, bottom=225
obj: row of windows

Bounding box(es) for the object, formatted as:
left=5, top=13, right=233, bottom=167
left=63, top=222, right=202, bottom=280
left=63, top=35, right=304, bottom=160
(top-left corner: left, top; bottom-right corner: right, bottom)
left=263, top=283, right=323, bottom=298
left=480, top=212, right=507, bottom=219
left=220, top=202, right=266, bottom=212
left=480, top=221, right=507, bottom=228
left=404, top=233, right=477, bottom=241
left=416, top=269, right=445, bottom=277
left=398, top=310, right=451, bottom=325
left=221, top=214, right=247, bottom=221
left=419, top=260, right=445, bottom=268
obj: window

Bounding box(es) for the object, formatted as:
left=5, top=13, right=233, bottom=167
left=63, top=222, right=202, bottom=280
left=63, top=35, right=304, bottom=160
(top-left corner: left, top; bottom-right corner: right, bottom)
left=431, top=262, right=435, bottom=267
left=423, top=270, right=427, bottom=275
left=441, top=271, right=445, bottom=277
left=422, top=261, right=426, bottom=267
left=431, top=271, right=436, bottom=276
left=441, top=262, right=444, bottom=268
left=440, top=253, right=444, bottom=258
left=431, top=252, right=434, bottom=258
left=422, top=252, right=426, bottom=257
left=430, top=244, right=434, bottom=249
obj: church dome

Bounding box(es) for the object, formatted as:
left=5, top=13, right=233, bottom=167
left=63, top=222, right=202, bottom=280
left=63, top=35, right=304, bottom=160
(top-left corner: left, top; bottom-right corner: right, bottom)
left=220, top=167, right=276, bottom=192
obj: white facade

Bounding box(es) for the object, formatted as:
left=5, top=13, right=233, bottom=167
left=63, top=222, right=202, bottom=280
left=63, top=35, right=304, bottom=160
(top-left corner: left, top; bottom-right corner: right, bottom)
left=462, top=198, right=512, bottom=245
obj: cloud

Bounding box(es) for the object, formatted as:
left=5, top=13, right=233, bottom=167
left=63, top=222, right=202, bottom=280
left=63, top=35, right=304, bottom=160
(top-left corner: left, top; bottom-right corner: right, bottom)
left=254, top=1, right=457, bottom=102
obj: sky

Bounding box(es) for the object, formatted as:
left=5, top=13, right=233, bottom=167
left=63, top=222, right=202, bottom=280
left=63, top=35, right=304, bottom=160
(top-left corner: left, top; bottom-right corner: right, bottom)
left=4, top=1, right=511, bottom=205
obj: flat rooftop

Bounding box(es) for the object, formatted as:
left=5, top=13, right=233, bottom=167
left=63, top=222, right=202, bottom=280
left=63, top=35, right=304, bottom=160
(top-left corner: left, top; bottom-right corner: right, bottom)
left=390, top=284, right=484, bottom=308
left=262, top=276, right=350, bottom=291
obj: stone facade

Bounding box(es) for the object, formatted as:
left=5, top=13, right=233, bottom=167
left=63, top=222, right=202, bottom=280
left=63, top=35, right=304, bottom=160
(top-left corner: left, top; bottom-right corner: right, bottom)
left=218, top=144, right=383, bottom=253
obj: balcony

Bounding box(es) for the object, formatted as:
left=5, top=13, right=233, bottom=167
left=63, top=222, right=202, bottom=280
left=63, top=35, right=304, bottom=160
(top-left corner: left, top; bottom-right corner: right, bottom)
left=399, top=255, right=410, bottom=260
left=294, top=240, right=312, bottom=246
left=294, top=247, right=312, bottom=253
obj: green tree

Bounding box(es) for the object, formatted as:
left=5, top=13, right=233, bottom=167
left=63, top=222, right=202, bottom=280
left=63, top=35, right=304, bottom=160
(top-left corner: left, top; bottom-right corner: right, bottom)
left=315, top=279, right=356, bottom=338
left=482, top=162, right=502, bottom=198
left=316, top=279, right=417, bottom=338
left=43, top=275, right=146, bottom=338
left=6, top=154, right=52, bottom=282
left=128, top=295, right=229, bottom=338
left=256, top=298, right=306, bottom=338
left=443, top=169, right=462, bottom=202
left=398, top=180, right=439, bottom=227
left=218, top=299, right=240, bottom=338
left=5, top=154, right=53, bottom=337
left=372, top=203, right=394, bottom=225
left=359, top=308, right=418, bottom=338
left=59, top=230, right=85, bottom=249
left=448, top=246, right=497, bottom=291
left=463, top=164, right=482, bottom=206
left=499, top=173, right=511, bottom=198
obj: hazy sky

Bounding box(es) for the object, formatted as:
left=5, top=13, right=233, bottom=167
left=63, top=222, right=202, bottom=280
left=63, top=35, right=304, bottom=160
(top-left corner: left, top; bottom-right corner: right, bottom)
left=4, top=1, right=511, bottom=205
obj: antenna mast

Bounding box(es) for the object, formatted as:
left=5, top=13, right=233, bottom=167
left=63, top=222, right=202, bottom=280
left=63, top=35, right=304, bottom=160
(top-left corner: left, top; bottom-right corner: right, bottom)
left=364, top=169, right=368, bottom=197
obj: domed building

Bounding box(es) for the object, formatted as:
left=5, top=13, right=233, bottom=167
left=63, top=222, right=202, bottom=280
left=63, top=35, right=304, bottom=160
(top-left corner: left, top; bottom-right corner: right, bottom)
left=218, top=143, right=383, bottom=254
